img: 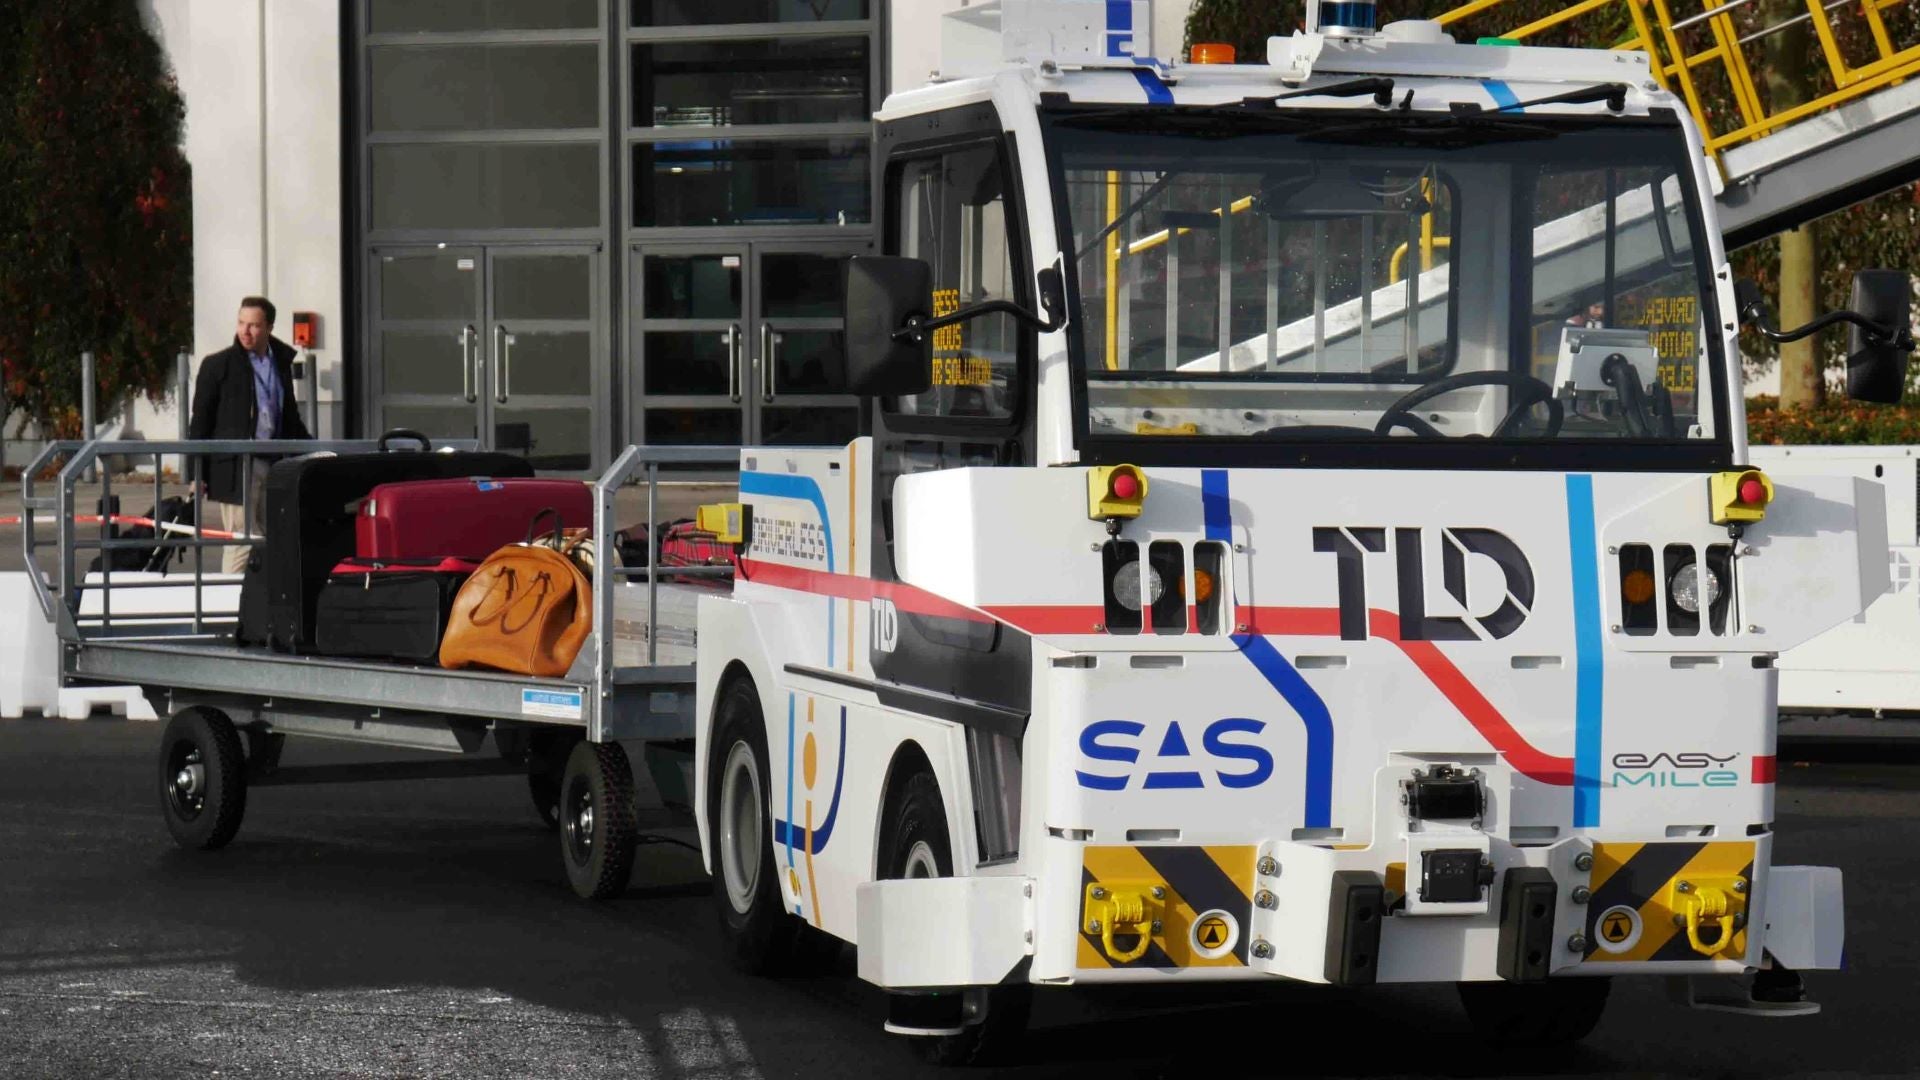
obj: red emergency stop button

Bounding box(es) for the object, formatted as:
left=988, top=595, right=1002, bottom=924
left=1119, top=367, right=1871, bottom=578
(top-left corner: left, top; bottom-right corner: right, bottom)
left=1111, top=471, right=1140, bottom=500
left=1739, top=477, right=1766, bottom=505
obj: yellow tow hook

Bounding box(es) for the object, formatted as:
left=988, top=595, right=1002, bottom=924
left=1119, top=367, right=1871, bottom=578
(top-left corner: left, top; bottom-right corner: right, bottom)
left=1672, top=876, right=1749, bottom=958
left=1084, top=882, right=1164, bottom=964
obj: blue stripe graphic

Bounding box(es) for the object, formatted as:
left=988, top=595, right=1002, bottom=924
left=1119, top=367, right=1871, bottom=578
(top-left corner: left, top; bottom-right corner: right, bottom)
left=1131, top=69, right=1174, bottom=105
left=773, top=705, right=848, bottom=853
left=741, top=470, right=835, bottom=668
left=1201, top=469, right=1232, bottom=542
left=784, top=693, right=796, bottom=912
left=1202, top=469, right=1334, bottom=828
left=1565, top=474, right=1603, bottom=828
left=1237, top=635, right=1335, bottom=827
left=1484, top=79, right=1523, bottom=112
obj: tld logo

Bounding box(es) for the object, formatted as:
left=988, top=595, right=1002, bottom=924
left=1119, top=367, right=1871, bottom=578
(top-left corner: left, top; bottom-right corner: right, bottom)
left=1076, top=718, right=1274, bottom=791
left=1313, top=526, right=1535, bottom=642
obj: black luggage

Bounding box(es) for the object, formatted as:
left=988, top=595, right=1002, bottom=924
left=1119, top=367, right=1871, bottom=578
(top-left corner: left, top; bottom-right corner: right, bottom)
left=249, top=430, right=532, bottom=652
left=314, top=556, right=479, bottom=663
left=236, top=550, right=271, bottom=645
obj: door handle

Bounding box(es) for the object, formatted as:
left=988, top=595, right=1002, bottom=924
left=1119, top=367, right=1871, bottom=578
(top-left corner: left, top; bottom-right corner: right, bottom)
left=760, top=325, right=779, bottom=404
left=494, top=325, right=512, bottom=404
left=727, top=324, right=742, bottom=403
left=461, top=325, right=477, bottom=402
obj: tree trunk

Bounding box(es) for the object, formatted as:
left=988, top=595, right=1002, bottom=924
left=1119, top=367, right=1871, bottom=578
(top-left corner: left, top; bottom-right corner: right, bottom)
left=1762, top=0, right=1823, bottom=408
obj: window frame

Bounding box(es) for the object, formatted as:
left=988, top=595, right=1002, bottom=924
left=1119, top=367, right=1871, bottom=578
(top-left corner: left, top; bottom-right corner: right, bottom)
left=875, top=105, right=1036, bottom=438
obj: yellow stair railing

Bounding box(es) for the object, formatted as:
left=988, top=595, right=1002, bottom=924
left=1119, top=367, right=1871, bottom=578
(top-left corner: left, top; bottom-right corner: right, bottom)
left=1435, top=0, right=1920, bottom=163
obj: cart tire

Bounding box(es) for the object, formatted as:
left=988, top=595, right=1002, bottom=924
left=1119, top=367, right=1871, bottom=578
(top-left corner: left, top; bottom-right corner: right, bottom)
left=1458, top=976, right=1611, bottom=1046
left=708, top=679, right=803, bottom=974
left=158, top=707, right=247, bottom=851
left=558, top=740, right=637, bottom=900
left=878, top=769, right=1030, bottom=1067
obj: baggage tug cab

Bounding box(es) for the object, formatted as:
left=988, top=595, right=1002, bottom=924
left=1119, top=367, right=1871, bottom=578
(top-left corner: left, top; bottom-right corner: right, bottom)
left=694, top=0, right=1898, bottom=1061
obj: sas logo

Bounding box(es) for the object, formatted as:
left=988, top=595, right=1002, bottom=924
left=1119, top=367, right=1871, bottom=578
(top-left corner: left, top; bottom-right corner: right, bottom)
left=1075, top=718, right=1274, bottom=791
left=1611, top=750, right=1740, bottom=789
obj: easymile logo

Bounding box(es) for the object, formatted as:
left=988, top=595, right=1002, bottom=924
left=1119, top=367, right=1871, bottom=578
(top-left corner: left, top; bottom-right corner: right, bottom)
left=1611, top=751, right=1741, bottom=789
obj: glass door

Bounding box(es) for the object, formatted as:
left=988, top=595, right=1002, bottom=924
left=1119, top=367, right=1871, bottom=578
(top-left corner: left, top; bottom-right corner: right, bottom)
left=753, top=244, right=864, bottom=445
left=374, top=245, right=603, bottom=471
left=372, top=246, right=486, bottom=445
left=486, top=246, right=601, bottom=471
left=632, top=246, right=747, bottom=446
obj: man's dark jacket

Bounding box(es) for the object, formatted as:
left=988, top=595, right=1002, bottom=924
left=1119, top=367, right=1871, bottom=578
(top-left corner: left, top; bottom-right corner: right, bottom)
left=189, top=335, right=311, bottom=504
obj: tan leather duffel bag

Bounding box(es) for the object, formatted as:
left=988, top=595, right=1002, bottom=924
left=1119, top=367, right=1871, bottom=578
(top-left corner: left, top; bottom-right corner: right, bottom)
left=440, top=510, right=592, bottom=677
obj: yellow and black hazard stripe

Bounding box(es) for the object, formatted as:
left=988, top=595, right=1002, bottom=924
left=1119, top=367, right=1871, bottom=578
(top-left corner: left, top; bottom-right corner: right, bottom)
left=1582, top=841, right=1754, bottom=964
left=1077, top=845, right=1255, bottom=969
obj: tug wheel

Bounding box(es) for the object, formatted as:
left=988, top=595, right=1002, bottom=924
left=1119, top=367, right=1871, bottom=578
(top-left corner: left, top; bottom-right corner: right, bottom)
left=1458, top=976, right=1611, bottom=1046
left=158, top=707, right=247, bottom=851
left=878, top=768, right=1031, bottom=1067
left=558, top=740, right=637, bottom=900
left=709, top=678, right=828, bottom=974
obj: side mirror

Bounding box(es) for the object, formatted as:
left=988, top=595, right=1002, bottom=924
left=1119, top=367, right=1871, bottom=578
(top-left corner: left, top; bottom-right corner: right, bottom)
left=843, top=255, right=933, bottom=397
left=1846, top=269, right=1910, bottom=404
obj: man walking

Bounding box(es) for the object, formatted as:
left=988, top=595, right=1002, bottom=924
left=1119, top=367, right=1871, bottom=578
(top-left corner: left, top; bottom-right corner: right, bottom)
left=189, top=296, right=311, bottom=573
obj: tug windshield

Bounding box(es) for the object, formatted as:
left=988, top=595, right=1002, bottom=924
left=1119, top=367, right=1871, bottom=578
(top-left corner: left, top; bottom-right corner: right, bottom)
left=1044, top=109, right=1728, bottom=457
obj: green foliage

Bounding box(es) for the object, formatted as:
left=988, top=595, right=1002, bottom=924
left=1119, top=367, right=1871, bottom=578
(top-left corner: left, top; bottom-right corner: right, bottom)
left=0, top=0, right=191, bottom=438
left=1746, top=394, right=1920, bottom=444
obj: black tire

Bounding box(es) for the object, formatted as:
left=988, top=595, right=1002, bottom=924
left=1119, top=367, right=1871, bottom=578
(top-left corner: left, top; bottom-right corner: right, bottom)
left=558, top=740, right=637, bottom=900
left=158, top=708, right=247, bottom=851
left=878, top=769, right=1031, bottom=1067
left=1458, top=977, right=1611, bottom=1046
left=708, top=679, right=803, bottom=974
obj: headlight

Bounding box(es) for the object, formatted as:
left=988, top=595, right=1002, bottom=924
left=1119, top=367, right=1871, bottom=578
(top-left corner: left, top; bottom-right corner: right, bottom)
left=1668, top=561, right=1721, bottom=613
left=1112, top=560, right=1163, bottom=612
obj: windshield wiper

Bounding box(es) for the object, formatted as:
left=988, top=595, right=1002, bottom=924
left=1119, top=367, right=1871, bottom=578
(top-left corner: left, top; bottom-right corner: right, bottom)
left=1074, top=170, right=1183, bottom=261
left=1242, top=76, right=1396, bottom=109
left=1479, top=82, right=1630, bottom=114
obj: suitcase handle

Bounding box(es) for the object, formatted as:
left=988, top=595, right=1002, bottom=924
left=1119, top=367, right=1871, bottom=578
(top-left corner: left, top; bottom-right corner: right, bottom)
left=377, top=428, right=432, bottom=453
left=524, top=507, right=566, bottom=546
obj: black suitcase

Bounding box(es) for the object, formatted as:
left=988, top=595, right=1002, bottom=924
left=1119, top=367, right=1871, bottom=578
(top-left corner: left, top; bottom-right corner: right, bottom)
left=314, top=557, right=478, bottom=663
left=253, top=430, right=532, bottom=652
left=236, top=549, right=271, bottom=645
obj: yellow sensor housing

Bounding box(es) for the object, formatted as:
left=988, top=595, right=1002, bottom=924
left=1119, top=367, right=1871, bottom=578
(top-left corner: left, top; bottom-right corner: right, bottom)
left=1709, top=469, right=1774, bottom=525
left=696, top=502, right=750, bottom=544
left=1087, top=464, right=1148, bottom=520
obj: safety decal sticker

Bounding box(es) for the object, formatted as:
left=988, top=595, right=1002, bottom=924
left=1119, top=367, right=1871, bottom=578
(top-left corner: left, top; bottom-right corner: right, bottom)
left=520, top=688, right=583, bottom=720
left=1077, top=844, right=1254, bottom=970
left=1582, top=841, right=1754, bottom=963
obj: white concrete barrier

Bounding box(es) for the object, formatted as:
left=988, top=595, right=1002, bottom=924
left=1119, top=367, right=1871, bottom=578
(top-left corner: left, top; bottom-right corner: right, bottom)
left=0, top=570, right=238, bottom=721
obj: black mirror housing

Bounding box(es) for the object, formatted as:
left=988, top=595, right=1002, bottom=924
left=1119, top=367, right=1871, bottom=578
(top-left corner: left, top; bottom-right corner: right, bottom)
left=843, top=256, right=933, bottom=398
left=1847, top=269, right=1910, bottom=404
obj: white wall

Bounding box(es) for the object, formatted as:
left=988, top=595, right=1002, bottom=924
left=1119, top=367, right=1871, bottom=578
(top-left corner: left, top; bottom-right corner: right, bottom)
left=137, top=0, right=346, bottom=443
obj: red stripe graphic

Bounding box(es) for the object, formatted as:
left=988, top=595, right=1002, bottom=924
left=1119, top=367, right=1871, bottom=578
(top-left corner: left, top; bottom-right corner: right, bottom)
left=1752, top=754, right=1777, bottom=784
left=739, top=562, right=1573, bottom=785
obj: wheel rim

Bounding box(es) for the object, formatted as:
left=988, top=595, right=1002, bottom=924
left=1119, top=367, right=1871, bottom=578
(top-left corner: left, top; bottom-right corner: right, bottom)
left=164, top=739, right=206, bottom=820
left=903, top=839, right=940, bottom=879
left=562, top=774, right=595, bottom=865
left=718, top=740, right=763, bottom=914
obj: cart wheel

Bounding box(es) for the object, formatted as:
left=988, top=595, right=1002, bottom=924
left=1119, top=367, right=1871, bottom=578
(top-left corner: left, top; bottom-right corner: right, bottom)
left=707, top=679, right=802, bottom=974
left=1458, top=976, right=1611, bottom=1046
left=558, top=740, right=637, bottom=900
left=158, top=707, right=247, bottom=851
left=878, top=768, right=1030, bottom=1066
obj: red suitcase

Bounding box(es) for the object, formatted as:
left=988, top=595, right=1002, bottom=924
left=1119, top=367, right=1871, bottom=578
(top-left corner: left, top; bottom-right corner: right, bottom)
left=356, top=477, right=594, bottom=562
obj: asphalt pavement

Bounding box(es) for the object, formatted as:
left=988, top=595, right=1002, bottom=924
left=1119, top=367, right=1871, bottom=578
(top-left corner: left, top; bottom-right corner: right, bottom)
left=3, top=718, right=1918, bottom=1078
